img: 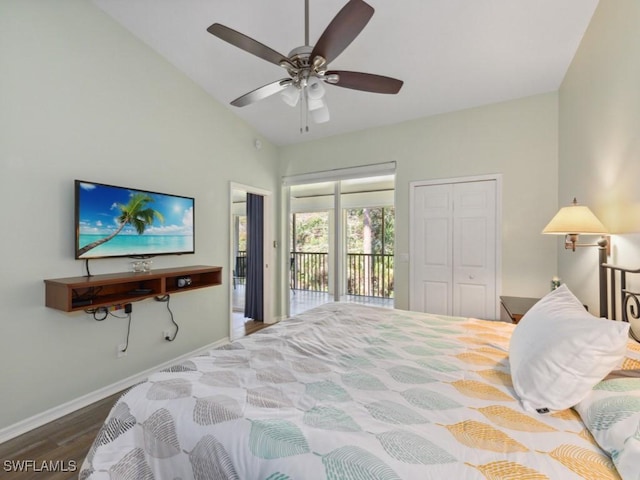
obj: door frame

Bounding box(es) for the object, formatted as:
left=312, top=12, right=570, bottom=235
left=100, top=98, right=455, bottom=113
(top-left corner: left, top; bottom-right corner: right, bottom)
left=409, top=174, right=502, bottom=318
left=229, top=182, right=273, bottom=341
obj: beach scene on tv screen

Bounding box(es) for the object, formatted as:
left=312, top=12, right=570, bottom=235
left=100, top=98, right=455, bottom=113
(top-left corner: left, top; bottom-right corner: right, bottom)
left=77, top=181, right=194, bottom=259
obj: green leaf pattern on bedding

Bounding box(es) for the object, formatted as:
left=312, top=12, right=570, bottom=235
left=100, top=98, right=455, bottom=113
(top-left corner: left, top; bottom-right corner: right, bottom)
left=362, top=335, right=390, bottom=345
left=364, top=346, right=402, bottom=359
left=303, top=406, right=362, bottom=432
left=584, top=396, right=640, bottom=430
left=594, top=378, right=640, bottom=392
left=414, top=358, right=460, bottom=372
left=400, top=388, right=462, bottom=410
left=376, top=430, right=457, bottom=464
left=249, top=419, right=311, bottom=459
left=421, top=339, right=459, bottom=349
left=387, top=365, right=436, bottom=384
left=305, top=380, right=352, bottom=402
left=321, top=446, right=401, bottom=480
left=401, top=345, right=441, bottom=356
left=339, top=354, right=375, bottom=368
left=342, top=371, right=388, bottom=390
left=380, top=332, right=414, bottom=342
left=365, top=400, right=429, bottom=425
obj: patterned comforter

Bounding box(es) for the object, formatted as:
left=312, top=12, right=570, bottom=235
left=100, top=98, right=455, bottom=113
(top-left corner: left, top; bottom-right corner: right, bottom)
left=80, top=303, right=624, bottom=479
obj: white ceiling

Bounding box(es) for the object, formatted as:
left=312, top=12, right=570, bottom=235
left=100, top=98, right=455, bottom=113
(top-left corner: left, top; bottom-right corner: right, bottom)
left=91, top=0, right=599, bottom=146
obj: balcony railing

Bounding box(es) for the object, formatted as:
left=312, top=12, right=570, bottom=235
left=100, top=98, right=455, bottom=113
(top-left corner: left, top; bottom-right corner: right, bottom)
left=346, top=253, right=394, bottom=298
left=290, top=252, right=394, bottom=298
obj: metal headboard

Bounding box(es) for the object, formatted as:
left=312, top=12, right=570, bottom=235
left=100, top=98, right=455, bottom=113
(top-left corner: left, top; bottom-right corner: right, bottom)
left=601, top=263, right=640, bottom=342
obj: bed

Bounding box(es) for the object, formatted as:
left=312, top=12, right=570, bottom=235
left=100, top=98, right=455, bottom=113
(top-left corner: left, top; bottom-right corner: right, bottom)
left=80, top=293, right=640, bottom=479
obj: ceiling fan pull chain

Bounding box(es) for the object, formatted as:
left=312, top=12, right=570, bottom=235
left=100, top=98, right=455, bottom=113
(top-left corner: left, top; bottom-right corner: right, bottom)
left=299, top=90, right=304, bottom=133
left=305, top=89, right=310, bottom=132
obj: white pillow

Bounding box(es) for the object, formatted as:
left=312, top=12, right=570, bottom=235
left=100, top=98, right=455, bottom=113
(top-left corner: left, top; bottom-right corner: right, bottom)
left=509, top=284, right=629, bottom=413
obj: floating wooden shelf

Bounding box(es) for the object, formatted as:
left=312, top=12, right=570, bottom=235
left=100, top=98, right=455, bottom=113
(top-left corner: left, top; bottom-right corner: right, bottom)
left=44, top=265, right=222, bottom=312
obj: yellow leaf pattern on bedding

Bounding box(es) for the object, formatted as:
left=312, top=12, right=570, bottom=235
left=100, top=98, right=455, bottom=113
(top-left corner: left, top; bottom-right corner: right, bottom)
left=465, top=460, right=549, bottom=479
left=477, top=333, right=510, bottom=343
left=575, top=427, right=596, bottom=444
left=442, top=420, right=528, bottom=452
left=627, top=341, right=640, bottom=353
left=463, top=324, right=496, bottom=333
left=457, top=336, right=493, bottom=346
left=622, top=357, right=640, bottom=370
left=451, top=380, right=514, bottom=401
left=550, top=409, right=581, bottom=422
left=472, top=347, right=508, bottom=359
left=475, top=369, right=513, bottom=387
left=455, top=352, right=497, bottom=366
left=545, top=445, right=621, bottom=480
left=474, top=406, right=556, bottom=432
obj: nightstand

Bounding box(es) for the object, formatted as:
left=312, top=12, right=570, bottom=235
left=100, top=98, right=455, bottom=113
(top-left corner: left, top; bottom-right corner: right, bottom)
left=499, top=296, right=540, bottom=324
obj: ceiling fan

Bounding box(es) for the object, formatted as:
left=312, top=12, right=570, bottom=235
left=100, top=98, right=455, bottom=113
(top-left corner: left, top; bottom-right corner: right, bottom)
left=207, top=0, right=403, bottom=130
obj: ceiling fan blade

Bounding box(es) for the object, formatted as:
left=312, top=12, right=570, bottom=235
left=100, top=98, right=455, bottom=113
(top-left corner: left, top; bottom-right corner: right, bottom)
left=230, top=79, right=293, bottom=107
left=207, top=23, right=288, bottom=67
left=325, top=71, right=403, bottom=94
left=311, top=0, right=374, bottom=64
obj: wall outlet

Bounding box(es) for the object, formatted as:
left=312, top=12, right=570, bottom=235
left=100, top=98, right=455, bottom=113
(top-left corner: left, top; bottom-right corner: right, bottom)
left=117, top=344, right=127, bottom=358
left=163, top=330, right=172, bottom=340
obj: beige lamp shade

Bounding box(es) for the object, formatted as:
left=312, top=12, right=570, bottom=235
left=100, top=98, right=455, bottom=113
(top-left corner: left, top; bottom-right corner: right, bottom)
left=542, top=198, right=608, bottom=235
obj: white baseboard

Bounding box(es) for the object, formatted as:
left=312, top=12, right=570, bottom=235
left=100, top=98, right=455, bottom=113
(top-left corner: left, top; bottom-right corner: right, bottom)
left=0, top=337, right=230, bottom=444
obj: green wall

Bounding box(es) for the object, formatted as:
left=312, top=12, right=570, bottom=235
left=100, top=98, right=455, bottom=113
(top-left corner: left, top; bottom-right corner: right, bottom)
left=559, top=0, right=640, bottom=315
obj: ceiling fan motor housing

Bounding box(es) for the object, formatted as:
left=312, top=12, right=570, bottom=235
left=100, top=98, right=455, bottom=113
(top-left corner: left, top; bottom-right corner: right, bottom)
left=284, top=46, right=328, bottom=88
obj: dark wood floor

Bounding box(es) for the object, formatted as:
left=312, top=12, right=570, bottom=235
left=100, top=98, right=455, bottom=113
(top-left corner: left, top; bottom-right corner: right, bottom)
left=0, top=322, right=270, bottom=479
left=0, top=391, right=122, bottom=479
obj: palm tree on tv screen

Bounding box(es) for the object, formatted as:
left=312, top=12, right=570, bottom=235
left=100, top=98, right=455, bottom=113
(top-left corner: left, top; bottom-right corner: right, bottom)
left=78, top=192, right=164, bottom=257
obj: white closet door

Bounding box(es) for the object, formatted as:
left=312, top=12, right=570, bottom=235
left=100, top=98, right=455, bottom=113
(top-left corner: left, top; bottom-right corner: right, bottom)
left=411, top=179, right=497, bottom=319
left=410, top=184, right=453, bottom=315
left=452, top=181, right=496, bottom=319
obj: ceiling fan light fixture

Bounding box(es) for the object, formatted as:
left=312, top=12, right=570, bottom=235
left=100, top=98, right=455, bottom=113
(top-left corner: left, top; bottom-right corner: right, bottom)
left=281, top=84, right=300, bottom=107
left=307, top=96, right=325, bottom=111
left=306, top=76, right=325, bottom=100
left=310, top=104, right=330, bottom=124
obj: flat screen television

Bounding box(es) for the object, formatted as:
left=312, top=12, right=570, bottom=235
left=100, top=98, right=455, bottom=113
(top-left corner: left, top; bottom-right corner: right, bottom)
left=75, top=180, right=195, bottom=259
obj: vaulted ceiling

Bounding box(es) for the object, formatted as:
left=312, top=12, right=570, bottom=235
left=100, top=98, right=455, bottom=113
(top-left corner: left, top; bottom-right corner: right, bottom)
left=92, top=0, right=599, bottom=146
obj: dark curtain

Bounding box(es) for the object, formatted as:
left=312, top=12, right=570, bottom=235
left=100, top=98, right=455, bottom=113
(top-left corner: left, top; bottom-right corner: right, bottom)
left=245, top=193, right=264, bottom=321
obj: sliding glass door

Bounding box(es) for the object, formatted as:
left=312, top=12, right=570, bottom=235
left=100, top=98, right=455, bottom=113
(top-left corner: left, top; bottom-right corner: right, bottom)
left=288, top=174, right=395, bottom=315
